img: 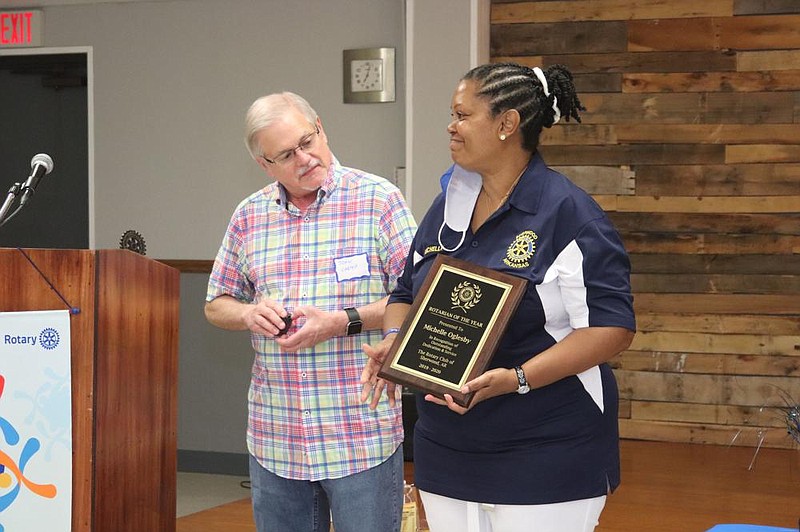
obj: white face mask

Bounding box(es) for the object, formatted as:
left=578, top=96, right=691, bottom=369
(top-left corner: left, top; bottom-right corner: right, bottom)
left=438, top=164, right=482, bottom=252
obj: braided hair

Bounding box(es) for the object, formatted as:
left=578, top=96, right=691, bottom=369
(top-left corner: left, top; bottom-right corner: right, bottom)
left=461, top=62, right=585, bottom=153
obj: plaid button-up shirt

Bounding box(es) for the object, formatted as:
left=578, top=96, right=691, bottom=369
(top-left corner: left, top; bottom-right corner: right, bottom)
left=207, top=159, right=416, bottom=480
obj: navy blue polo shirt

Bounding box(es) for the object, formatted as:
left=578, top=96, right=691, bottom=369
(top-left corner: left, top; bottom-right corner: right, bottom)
left=390, top=153, right=636, bottom=504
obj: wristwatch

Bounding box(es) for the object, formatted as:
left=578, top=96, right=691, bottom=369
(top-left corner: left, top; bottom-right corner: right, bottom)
left=344, top=307, right=362, bottom=336
left=513, top=366, right=530, bottom=394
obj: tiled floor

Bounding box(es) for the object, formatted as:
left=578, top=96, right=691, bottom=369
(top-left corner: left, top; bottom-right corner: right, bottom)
left=176, top=472, right=251, bottom=517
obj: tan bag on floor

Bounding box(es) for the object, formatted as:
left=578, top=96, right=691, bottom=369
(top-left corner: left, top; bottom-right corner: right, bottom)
left=401, top=482, right=419, bottom=532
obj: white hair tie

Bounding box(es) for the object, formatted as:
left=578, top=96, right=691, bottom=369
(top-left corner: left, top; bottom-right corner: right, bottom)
left=532, top=67, right=561, bottom=125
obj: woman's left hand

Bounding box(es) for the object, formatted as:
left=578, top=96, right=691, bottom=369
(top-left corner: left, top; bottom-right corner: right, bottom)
left=360, top=338, right=401, bottom=409
left=424, top=367, right=518, bottom=414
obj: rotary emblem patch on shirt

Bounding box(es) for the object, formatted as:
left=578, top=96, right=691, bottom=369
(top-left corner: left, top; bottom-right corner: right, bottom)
left=503, top=230, right=538, bottom=268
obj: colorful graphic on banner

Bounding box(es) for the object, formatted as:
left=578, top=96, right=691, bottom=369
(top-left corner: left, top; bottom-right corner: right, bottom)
left=0, top=310, right=71, bottom=531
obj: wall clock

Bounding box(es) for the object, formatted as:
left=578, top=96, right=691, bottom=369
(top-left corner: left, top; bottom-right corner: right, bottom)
left=343, top=47, right=395, bottom=103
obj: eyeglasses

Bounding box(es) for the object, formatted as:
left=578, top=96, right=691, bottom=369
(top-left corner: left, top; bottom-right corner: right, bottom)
left=262, top=125, right=320, bottom=165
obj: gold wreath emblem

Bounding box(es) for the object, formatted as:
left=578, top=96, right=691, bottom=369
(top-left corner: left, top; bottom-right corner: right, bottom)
left=451, top=281, right=482, bottom=312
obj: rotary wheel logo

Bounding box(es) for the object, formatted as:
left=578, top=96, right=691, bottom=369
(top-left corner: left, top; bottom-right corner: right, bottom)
left=120, top=229, right=147, bottom=255
left=39, top=328, right=60, bottom=350
left=503, top=230, right=538, bottom=269
left=450, top=281, right=482, bottom=313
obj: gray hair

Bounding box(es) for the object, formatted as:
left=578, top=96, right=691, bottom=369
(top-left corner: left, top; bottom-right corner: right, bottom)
left=244, top=92, right=318, bottom=160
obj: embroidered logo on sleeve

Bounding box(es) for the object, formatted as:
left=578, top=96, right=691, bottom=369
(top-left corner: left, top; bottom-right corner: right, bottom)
left=503, top=230, right=538, bottom=268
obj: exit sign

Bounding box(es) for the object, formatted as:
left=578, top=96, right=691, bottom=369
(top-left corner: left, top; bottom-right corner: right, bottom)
left=0, top=10, right=43, bottom=48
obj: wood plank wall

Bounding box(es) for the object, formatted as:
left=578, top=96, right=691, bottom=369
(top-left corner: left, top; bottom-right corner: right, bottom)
left=491, top=0, right=800, bottom=449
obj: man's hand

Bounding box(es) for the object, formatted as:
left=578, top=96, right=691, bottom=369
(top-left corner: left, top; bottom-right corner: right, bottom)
left=241, top=298, right=292, bottom=337
left=275, top=305, right=345, bottom=351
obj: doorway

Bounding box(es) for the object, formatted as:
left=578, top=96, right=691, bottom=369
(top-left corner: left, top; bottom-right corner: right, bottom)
left=0, top=47, right=92, bottom=248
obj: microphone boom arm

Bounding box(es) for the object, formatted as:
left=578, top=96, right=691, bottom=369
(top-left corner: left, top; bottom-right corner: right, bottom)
left=0, top=181, right=24, bottom=228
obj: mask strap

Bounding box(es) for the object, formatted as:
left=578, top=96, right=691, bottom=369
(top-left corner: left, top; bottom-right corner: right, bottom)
left=437, top=222, right=467, bottom=252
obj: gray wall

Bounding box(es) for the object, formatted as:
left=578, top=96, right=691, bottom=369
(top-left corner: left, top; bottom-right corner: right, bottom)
left=406, top=0, right=486, bottom=219
left=1, top=0, right=485, bottom=466
left=178, top=274, right=252, bottom=455
left=40, top=0, right=408, bottom=259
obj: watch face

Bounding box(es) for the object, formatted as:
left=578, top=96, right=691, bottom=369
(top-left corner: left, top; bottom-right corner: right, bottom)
left=351, top=59, right=384, bottom=92
left=346, top=320, right=363, bottom=335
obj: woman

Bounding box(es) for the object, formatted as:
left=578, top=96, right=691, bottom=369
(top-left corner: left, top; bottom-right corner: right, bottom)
left=362, top=63, right=636, bottom=532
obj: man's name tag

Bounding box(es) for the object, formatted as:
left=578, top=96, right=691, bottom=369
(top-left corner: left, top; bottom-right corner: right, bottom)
left=334, top=253, right=370, bottom=282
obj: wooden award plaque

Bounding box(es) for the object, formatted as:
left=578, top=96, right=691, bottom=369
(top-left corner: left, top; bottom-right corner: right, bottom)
left=378, top=254, right=527, bottom=407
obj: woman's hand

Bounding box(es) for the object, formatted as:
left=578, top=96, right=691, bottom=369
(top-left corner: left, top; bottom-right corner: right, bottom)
left=424, top=367, right=518, bottom=414
left=360, top=337, right=400, bottom=409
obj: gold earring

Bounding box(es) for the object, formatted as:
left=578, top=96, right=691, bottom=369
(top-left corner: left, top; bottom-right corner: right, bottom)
left=499, top=134, right=506, bottom=141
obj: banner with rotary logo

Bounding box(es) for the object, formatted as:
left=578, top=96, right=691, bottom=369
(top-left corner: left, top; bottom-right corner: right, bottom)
left=0, top=310, right=71, bottom=531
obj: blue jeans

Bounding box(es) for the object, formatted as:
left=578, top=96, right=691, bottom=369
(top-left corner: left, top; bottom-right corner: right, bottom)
left=249, top=446, right=404, bottom=532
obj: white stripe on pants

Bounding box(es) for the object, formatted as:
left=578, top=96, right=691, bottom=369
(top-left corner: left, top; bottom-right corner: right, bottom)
left=419, top=490, right=607, bottom=532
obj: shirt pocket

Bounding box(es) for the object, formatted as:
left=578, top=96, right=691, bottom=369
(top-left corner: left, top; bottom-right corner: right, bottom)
left=324, top=246, right=383, bottom=307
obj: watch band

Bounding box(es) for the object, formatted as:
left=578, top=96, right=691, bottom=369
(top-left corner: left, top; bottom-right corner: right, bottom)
left=514, top=366, right=530, bottom=394
left=344, top=307, right=362, bottom=336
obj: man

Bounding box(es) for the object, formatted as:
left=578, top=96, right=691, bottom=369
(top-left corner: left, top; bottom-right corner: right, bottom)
left=205, top=92, right=416, bottom=532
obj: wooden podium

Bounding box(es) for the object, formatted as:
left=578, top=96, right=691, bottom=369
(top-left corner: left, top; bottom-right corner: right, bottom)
left=0, top=248, right=179, bottom=532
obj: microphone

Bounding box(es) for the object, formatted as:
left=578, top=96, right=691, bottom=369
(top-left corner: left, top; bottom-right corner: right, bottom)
left=19, top=153, right=54, bottom=206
